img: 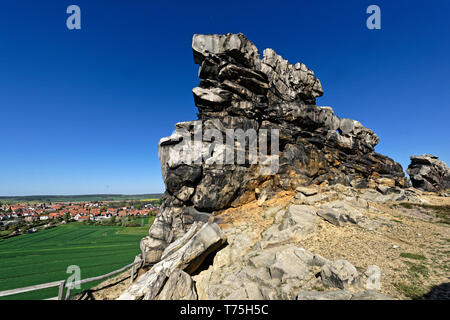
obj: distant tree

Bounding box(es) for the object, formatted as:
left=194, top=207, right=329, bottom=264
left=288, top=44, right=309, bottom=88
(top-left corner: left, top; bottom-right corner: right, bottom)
left=64, top=212, right=71, bottom=223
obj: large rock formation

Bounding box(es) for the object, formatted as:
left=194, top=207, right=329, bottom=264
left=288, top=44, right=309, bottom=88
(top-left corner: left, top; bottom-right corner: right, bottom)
left=119, top=222, right=226, bottom=300
left=142, top=33, right=409, bottom=265
left=407, top=154, right=450, bottom=192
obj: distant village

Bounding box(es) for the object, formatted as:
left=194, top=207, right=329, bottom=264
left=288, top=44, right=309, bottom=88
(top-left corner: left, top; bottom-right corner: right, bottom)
left=0, top=200, right=159, bottom=224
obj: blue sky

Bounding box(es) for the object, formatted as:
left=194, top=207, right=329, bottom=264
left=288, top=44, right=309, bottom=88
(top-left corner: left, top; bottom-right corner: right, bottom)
left=0, top=0, right=449, bottom=196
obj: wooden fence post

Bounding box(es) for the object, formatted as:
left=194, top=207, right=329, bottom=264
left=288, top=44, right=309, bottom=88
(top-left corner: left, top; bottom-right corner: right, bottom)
left=57, top=281, right=65, bottom=300
left=65, top=285, right=72, bottom=300
left=0, top=259, right=143, bottom=300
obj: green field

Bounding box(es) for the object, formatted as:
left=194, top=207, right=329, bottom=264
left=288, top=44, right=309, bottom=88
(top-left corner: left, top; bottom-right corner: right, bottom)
left=0, top=193, right=163, bottom=204
left=0, top=220, right=153, bottom=300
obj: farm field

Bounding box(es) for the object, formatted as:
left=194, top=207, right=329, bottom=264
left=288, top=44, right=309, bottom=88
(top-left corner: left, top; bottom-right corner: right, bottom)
left=0, top=193, right=163, bottom=204
left=0, top=219, right=153, bottom=300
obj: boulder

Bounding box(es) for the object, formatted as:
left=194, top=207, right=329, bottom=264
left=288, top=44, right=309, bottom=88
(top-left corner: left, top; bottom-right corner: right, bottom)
left=407, top=154, right=450, bottom=192
left=155, top=269, right=198, bottom=300
left=258, top=205, right=318, bottom=249
left=317, top=201, right=368, bottom=228
left=140, top=236, right=166, bottom=265
left=118, top=223, right=226, bottom=300
left=364, top=265, right=381, bottom=290
left=321, top=260, right=360, bottom=289
left=268, top=249, right=311, bottom=282
left=295, top=185, right=319, bottom=196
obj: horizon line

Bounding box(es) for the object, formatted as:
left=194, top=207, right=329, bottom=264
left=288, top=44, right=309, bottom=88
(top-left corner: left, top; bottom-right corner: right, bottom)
left=0, top=192, right=164, bottom=198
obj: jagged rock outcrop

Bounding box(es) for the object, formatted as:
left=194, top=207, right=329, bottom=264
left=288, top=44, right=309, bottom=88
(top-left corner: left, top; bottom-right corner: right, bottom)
left=144, top=33, right=410, bottom=265
left=407, top=154, right=450, bottom=192
left=121, top=180, right=430, bottom=300
left=118, top=222, right=226, bottom=300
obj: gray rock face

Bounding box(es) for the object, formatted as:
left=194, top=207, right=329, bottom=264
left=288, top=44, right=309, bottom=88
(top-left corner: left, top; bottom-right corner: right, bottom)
left=118, top=222, right=226, bottom=300
left=297, top=289, right=392, bottom=300
left=407, top=154, right=450, bottom=192
left=194, top=244, right=319, bottom=300
left=317, top=201, right=366, bottom=227
left=257, top=204, right=319, bottom=249
left=297, top=289, right=352, bottom=300
left=321, top=260, right=360, bottom=289
left=188, top=198, right=392, bottom=301
left=156, top=269, right=198, bottom=300
left=350, top=290, right=393, bottom=300
left=364, top=265, right=381, bottom=290
left=316, top=200, right=381, bottom=230
left=142, top=32, right=410, bottom=267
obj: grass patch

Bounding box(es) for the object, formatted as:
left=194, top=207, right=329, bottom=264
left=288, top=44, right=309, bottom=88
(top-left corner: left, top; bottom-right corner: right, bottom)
left=0, top=222, right=152, bottom=300
left=429, top=205, right=450, bottom=225
left=0, top=230, right=12, bottom=237
left=395, top=259, right=431, bottom=299
left=417, top=204, right=450, bottom=224
left=398, top=203, right=413, bottom=209
left=400, top=252, right=427, bottom=260
left=311, top=286, right=324, bottom=292
left=395, top=203, right=450, bottom=224
left=394, top=282, right=428, bottom=299
left=404, top=261, right=429, bottom=278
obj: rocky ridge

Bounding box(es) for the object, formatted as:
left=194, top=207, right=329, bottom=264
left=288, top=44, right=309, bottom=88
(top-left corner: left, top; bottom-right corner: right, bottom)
left=118, top=181, right=440, bottom=300
left=116, top=33, right=449, bottom=301
left=142, top=33, right=410, bottom=268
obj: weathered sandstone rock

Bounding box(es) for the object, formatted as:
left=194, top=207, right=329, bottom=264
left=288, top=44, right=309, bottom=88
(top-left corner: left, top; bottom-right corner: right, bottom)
left=118, top=222, right=226, bottom=300
left=364, top=265, right=382, bottom=290
left=137, top=34, right=412, bottom=300
left=155, top=269, right=198, bottom=300
left=407, top=154, right=450, bottom=192
left=297, top=289, right=392, bottom=300
left=144, top=33, right=410, bottom=263
left=321, top=260, right=360, bottom=289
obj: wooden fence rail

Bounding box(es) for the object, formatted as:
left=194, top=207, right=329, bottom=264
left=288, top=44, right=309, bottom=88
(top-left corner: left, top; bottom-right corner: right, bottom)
left=0, top=259, right=143, bottom=300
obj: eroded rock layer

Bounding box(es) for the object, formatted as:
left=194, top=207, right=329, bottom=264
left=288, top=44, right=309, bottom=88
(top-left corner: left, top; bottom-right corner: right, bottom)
left=407, top=154, right=450, bottom=192
left=143, top=33, right=409, bottom=265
